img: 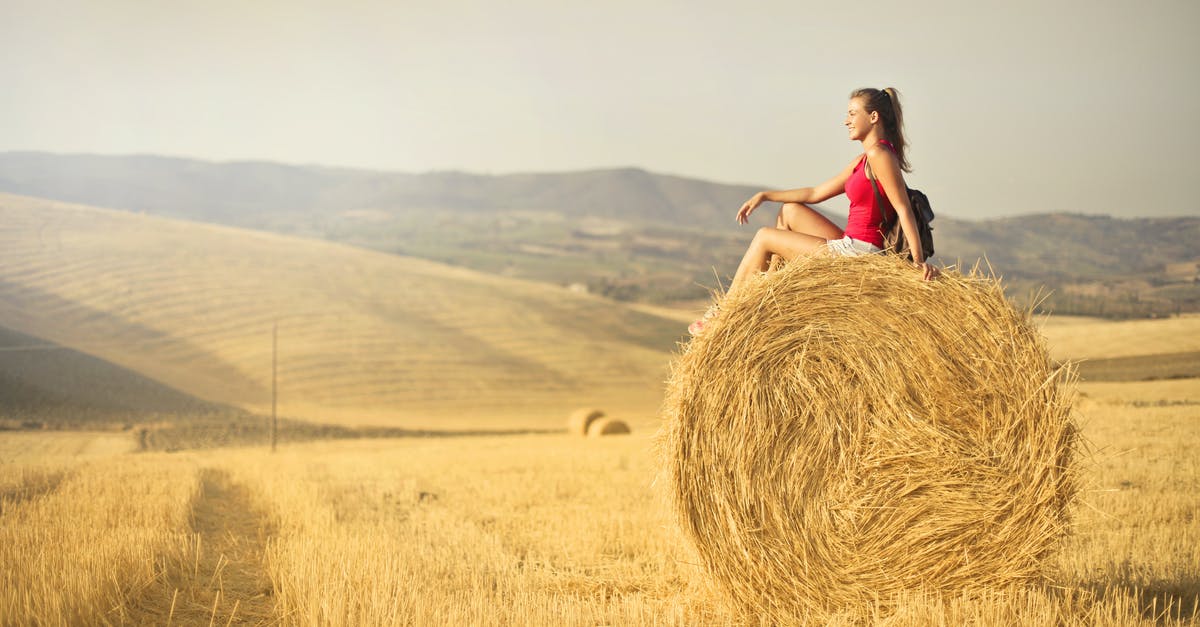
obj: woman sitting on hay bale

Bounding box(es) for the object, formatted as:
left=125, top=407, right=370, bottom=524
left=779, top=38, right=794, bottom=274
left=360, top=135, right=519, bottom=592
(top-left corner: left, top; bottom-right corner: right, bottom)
left=690, top=87, right=939, bottom=336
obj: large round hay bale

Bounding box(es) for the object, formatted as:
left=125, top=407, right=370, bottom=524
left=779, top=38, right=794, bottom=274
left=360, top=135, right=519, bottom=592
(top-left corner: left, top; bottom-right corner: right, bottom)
left=658, top=255, right=1078, bottom=621
left=567, top=408, right=605, bottom=436
left=587, top=417, right=631, bottom=437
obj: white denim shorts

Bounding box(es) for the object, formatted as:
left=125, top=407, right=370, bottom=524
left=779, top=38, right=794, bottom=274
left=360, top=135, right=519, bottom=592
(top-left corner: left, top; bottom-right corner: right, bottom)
left=826, top=235, right=883, bottom=257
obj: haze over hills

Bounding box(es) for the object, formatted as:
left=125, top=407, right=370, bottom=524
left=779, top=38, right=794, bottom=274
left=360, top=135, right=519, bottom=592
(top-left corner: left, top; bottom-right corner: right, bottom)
left=0, top=192, right=681, bottom=429
left=2, top=152, right=1197, bottom=315
left=0, top=151, right=761, bottom=229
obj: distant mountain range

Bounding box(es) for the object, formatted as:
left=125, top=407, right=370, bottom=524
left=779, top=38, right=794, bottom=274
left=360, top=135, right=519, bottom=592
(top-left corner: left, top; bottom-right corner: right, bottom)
left=2, top=152, right=1196, bottom=316
left=0, top=152, right=755, bottom=228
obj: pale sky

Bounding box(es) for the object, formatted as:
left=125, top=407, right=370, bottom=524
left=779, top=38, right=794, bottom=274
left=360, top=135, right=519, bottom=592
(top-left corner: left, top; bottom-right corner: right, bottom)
left=2, top=0, right=1197, bottom=220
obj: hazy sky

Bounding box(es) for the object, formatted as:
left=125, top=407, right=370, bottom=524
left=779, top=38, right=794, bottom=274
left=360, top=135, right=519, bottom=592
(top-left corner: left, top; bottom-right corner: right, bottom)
left=2, top=0, right=1197, bottom=220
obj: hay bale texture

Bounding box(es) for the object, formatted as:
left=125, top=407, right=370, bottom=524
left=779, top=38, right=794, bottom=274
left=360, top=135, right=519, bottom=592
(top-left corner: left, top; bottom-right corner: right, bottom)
left=567, top=408, right=606, bottom=436
left=587, top=417, right=631, bottom=437
left=659, top=255, right=1078, bottom=621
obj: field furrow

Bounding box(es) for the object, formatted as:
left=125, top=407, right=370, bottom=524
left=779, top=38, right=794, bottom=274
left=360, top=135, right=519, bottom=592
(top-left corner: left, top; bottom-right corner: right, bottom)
left=124, top=468, right=277, bottom=626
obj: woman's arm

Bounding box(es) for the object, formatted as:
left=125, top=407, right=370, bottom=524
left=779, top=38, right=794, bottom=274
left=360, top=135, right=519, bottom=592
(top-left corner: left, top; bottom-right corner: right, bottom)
left=867, top=147, right=938, bottom=280
left=736, top=158, right=859, bottom=224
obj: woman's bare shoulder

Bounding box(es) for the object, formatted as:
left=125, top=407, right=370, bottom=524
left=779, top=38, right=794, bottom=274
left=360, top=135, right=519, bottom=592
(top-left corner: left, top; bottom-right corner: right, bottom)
left=864, top=144, right=899, bottom=169
left=864, top=143, right=896, bottom=159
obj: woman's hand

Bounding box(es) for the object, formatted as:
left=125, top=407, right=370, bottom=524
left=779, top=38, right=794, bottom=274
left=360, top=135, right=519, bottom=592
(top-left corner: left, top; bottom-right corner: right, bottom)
left=736, top=192, right=765, bottom=224
left=914, top=261, right=940, bottom=281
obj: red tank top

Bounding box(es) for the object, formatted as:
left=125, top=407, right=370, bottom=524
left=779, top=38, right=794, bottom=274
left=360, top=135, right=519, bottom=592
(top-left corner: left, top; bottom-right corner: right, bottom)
left=843, top=140, right=897, bottom=248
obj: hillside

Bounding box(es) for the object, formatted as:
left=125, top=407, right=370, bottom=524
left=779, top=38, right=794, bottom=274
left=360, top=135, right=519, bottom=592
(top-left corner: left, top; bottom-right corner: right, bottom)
left=2, top=152, right=1197, bottom=314
left=0, top=324, right=234, bottom=428
left=937, top=213, right=1199, bottom=276
left=0, top=193, right=683, bottom=428
left=0, top=152, right=764, bottom=230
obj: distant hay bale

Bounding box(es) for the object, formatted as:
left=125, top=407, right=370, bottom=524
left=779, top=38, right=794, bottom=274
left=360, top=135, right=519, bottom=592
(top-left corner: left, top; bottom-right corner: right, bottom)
left=658, top=255, right=1078, bottom=621
left=567, top=408, right=606, bottom=436
left=587, top=417, right=631, bottom=437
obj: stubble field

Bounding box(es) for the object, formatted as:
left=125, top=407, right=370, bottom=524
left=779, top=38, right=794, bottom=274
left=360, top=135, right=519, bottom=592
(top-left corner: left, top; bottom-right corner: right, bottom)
left=1, top=196, right=1198, bottom=624
left=2, top=315, right=1199, bottom=626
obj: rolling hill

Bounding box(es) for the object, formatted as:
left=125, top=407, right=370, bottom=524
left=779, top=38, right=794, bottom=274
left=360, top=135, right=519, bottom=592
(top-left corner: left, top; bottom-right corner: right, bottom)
left=0, top=152, right=762, bottom=230
left=2, top=152, right=1197, bottom=315
left=0, top=192, right=684, bottom=429
left=0, top=324, right=235, bottom=428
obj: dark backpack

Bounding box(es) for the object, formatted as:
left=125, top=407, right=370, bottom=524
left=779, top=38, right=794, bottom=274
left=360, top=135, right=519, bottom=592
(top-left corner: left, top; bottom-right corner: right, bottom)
left=866, top=163, right=935, bottom=262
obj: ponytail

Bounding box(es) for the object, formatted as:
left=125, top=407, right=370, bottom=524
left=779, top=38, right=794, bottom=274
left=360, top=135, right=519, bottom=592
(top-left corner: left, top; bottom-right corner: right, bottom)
left=850, top=87, right=911, bottom=173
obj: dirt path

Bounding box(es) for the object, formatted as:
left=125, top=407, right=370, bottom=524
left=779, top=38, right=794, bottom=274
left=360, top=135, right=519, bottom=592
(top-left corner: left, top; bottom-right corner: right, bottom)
left=127, top=468, right=277, bottom=625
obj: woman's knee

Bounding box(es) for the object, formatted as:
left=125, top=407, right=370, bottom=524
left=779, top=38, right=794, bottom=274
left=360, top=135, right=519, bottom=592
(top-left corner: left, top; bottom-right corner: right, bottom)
left=780, top=202, right=815, bottom=228
left=753, top=226, right=779, bottom=249
left=780, top=202, right=842, bottom=240
left=775, top=204, right=796, bottom=229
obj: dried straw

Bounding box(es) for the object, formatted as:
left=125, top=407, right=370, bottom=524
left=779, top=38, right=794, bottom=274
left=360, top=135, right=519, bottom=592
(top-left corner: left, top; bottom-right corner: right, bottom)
left=658, top=254, right=1078, bottom=622
left=567, top=408, right=606, bottom=436
left=587, top=417, right=631, bottom=437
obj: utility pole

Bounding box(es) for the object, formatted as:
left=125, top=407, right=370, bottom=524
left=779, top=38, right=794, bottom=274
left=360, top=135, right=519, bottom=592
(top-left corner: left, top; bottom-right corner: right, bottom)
left=271, top=320, right=278, bottom=452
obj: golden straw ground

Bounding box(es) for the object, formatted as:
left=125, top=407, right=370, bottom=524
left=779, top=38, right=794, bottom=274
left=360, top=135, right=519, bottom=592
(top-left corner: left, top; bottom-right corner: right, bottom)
left=658, top=254, right=1078, bottom=622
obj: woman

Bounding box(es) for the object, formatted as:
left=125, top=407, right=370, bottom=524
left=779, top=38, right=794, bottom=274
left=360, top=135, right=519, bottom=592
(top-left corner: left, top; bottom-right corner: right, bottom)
left=688, top=87, right=938, bottom=336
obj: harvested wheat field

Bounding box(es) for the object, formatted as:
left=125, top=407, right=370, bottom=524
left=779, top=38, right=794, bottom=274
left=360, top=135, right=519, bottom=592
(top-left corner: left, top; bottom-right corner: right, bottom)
left=1040, top=314, right=1200, bottom=362
left=0, top=193, right=677, bottom=429
left=660, top=255, right=1078, bottom=621
left=0, top=209, right=1196, bottom=624
left=1, top=389, right=1196, bottom=626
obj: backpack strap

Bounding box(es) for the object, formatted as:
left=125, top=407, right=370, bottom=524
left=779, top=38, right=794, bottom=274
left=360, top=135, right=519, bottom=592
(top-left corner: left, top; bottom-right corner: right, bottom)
left=864, top=153, right=896, bottom=228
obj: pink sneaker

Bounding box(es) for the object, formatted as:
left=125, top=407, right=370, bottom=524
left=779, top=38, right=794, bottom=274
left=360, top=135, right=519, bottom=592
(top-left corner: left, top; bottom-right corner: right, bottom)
left=688, top=305, right=719, bottom=337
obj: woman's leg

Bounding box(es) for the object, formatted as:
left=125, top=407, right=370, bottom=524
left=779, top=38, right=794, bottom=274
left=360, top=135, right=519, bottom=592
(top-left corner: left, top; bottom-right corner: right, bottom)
left=692, top=206, right=840, bottom=335
left=769, top=203, right=843, bottom=269
left=729, top=227, right=828, bottom=299
left=776, top=202, right=844, bottom=239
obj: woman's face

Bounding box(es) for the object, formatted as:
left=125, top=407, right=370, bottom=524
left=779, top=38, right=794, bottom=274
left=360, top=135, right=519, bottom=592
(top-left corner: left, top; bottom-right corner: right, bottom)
left=844, top=98, right=877, bottom=141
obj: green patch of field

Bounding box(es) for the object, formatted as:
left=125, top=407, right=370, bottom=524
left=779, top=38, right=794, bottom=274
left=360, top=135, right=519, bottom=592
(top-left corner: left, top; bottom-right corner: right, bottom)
left=323, top=211, right=752, bottom=303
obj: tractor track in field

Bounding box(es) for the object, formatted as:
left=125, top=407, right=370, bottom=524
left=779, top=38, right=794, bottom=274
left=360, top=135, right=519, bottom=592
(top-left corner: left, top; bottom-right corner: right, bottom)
left=125, top=468, right=278, bottom=625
